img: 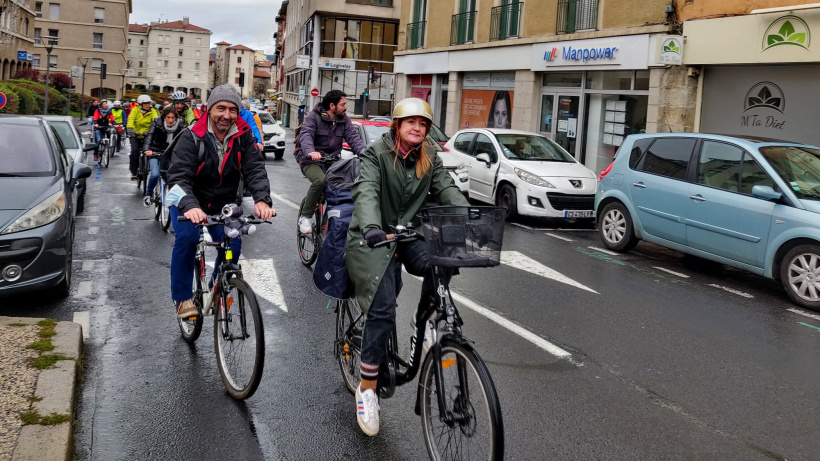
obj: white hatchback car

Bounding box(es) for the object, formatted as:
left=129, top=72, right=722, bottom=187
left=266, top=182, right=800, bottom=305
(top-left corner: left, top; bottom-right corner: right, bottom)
left=441, top=129, right=598, bottom=219
left=250, top=109, right=286, bottom=160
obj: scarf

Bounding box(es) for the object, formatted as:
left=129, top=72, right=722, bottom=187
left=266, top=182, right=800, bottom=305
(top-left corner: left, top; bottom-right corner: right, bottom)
left=98, top=106, right=112, bottom=117
left=163, top=119, right=180, bottom=144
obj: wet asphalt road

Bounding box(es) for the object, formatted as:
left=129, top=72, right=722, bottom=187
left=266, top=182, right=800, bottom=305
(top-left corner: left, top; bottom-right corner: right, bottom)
left=3, top=129, right=820, bottom=460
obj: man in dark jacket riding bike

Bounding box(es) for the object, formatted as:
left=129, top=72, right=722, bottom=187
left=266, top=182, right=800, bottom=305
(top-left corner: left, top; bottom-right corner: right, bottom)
left=167, top=83, right=275, bottom=319
left=142, top=106, right=186, bottom=204
left=296, top=89, right=364, bottom=234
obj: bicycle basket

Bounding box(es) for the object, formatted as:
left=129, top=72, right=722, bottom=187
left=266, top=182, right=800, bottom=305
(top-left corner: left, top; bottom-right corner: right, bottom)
left=420, top=206, right=505, bottom=268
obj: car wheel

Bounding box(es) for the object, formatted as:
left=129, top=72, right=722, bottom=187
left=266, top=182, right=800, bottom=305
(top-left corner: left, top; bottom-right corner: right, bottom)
left=780, top=244, right=820, bottom=310
left=496, top=184, right=518, bottom=220
left=598, top=202, right=638, bottom=252
left=274, top=150, right=285, bottom=160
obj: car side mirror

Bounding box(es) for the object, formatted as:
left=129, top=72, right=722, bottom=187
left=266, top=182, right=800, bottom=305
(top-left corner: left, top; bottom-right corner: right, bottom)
left=72, top=162, right=92, bottom=180
left=752, top=185, right=782, bottom=201
left=476, top=152, right=492, bottom=167
left=83, top=143, right=97, bottom=152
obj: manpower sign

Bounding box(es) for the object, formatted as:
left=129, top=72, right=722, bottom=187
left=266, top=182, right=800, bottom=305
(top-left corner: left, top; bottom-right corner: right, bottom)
left=531, top=35, right=650, bottom=71
left=684, top=9, right=820, bottom=64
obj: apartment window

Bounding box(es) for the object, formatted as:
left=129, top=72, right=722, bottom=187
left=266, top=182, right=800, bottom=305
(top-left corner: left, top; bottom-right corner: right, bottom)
left=33, top=27, right=41, bottom=44
left=235, top=77, right=240, bottom=84
left=93, top=7, right=104, bottom=24
left=128, top=38, right=131, bottom=45
left=139, top=49, right=144, bottom=57
left=163, top=72, right=168, bottom=78
left=179, top=36, right=183, bottom=44
left=163, top=48, right=169, bottom=57
left=177, top=73, right=182, bottom=79
left=93, top=33, right=103, bottom=49
left=139, top=39, right=144, bottom=45
left=48, top=55, right=57, bottom=68
left=557, top=0, right=598, bottom=34
left=91, top=58, right=101, bottom=70
left=177, top=61, right=182, bottom=69
left=166, top=35, right=170, bottom=43
left=156, top=60, right=162, bottom=67
left=164, top=60, right=169, bottom=68
left=138, top=60, right=143, bottom=67
left=48, top=3, right=59, bottom=20
left=32, top=54, right=40, bottom=67
left=196, top=38, right=201, bottom=46
left=194, top=74, right=199, bottom=82
left=46, top=29, right=58, bottom=44
left=195, top=50, right=201, bottom=58
left=127, top=49, right=132, bottom=57
left=137, top=71, right=142, bottom=76
left=236, top=67, right=241, bottom=74
left=24, top=18, right=28, bottom=36
left=237, top=56, right=242, bottom=63
left=194, top=62, right=200, bottom=70
left=157, top=47, right=162, bottom=54
left=34, top=2, right=42, bottom=18
left=156, top=72, right=161, bottom=78
left=178, top=49, right=183, bottom=57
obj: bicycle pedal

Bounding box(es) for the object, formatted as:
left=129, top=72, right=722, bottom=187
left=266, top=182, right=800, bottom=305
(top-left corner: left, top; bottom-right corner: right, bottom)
left=142, top=196, right=152, bottom=207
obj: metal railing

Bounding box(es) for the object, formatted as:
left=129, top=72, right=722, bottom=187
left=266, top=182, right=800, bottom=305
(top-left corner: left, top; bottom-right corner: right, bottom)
left=450, top=11, right=476, bottom=45
left=406, top=21, right=426, bottom=50
left=490, top=2, right=523, bottom=41
left=557, top=0, right=598, bottom=34
left=346, top=0, right=392, bottom=5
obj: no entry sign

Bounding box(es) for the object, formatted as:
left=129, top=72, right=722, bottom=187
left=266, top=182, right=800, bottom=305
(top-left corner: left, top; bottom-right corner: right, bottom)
left=0, top=92, right=7, bottom=110
left=310, top=88, right=319, bottom=97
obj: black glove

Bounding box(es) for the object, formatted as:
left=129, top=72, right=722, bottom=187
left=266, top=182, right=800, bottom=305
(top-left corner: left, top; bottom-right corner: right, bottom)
left=364, top=228, right=387, bottom=248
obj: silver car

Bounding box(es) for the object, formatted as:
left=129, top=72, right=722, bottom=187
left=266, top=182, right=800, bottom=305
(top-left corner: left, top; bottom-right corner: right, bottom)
left=39, top=116, right=96, bottom=213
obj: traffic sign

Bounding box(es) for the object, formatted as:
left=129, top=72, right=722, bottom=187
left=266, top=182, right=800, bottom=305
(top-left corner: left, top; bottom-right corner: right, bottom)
left=310, top=88, right=319, bottom=97
left=0, top=92, right=7, bottom=110
left=17, top=51, right=27, bottom=61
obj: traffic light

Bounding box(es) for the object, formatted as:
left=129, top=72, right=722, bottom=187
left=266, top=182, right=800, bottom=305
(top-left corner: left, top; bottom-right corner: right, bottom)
left=99, top=63, right=107, bottom=80
left=368, top=66, right=377, bottom=84
left=364, top=88, right=369, bottom=98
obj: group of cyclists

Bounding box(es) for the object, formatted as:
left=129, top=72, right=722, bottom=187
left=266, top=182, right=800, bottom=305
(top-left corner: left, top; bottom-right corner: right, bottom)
left=94, top=82, right=469, bottom=441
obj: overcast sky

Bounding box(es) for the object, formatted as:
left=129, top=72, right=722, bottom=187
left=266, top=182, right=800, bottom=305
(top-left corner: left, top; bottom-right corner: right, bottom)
left=130, top=0, right=284, bottom=55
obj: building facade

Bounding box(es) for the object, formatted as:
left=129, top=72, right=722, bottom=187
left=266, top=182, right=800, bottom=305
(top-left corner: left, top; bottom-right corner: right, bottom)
left=127, top=18, right=211, bottom=100
left=0, top=0, right=35, bottom=80
left=34, top=0, right=131, bottom=98
left=682, top=1, right=820, bottom=146
left=280, top=0, right=401, bottom=127
left=393, top=0, right=692, bottom=176
left=213, top=42, right=257, bottom=98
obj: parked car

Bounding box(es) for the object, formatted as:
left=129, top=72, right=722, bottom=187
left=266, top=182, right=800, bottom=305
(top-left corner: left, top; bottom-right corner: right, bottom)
left=250, top=109, right=286, bottom=160
left=341, top=120, right=469, bottom=195
left=39, top=115, right=97, bottom=213
left=440, top=128, right=598, bottom=220
left=0, top=115, right=92, bottom=298
left=596, top=132, right=820, bottom=309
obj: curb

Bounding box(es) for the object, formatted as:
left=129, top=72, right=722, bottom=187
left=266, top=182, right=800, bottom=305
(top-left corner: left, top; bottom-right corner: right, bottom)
left=2, top=317, right=83, bottom=461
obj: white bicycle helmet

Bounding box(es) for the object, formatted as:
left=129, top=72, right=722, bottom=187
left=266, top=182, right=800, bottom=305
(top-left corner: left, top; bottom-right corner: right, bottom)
left=137, top=94, right=151, bottom=104
left=113, top=100, right=121, bottom=107
left=171, top=91, right=187, bottom=102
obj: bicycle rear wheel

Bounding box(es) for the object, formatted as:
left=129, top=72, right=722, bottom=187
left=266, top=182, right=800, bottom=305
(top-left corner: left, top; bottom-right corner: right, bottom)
left=153, top=187, right=162, bottom=221
left=160, top=184, right=171, bottom=231
left=214, top=277, right=265, bottom=399
left=102, top=142, right=110, bottom=168
left=297, top=198, right=319, bottom=267
left=178, top=261, right=204, bottom=343
left=335, top=299, right=363, bottom=394
left=420, top=338, right=504, bottom=461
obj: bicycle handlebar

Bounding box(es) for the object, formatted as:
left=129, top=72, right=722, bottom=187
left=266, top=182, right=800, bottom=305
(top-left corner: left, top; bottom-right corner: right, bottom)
left=176, top=214, right=273, bottom=227
left=372, top=225, right=422, bottom=248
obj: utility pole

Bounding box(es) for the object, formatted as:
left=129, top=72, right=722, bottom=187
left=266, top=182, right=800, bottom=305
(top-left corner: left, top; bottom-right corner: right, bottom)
left=99, top=61, right=106, bottom=101
left=42, top=37, right=57, bottom=115
left=78, top=56, right=90, bottom=120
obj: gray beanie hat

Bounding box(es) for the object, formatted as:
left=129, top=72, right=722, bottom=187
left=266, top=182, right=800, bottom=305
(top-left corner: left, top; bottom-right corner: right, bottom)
left=206, top=83, right=242, bottom=110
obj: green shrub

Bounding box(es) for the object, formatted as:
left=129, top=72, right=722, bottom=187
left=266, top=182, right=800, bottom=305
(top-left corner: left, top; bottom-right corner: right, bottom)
left=10, top=80, right=69, bottom=115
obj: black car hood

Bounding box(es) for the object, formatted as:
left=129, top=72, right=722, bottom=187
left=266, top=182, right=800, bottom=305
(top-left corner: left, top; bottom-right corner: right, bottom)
left=0, top=176, right=61, bottom=228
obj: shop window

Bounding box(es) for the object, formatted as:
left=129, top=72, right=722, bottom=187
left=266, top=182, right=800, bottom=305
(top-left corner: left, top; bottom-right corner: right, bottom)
left=539, top=95, right=553, bottom=133
left=638, top=138, right=697, bottom=180
left=635, top=70, right=650, bottom=91
left=581, top=94, right=649, bottom=175
left=586, top=70, right=632, bottom=90
left=543, top=72, right=582, bottom=87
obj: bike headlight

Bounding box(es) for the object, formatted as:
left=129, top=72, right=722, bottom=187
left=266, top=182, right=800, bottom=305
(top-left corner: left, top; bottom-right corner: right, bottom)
left=1, top=191, right=66, bottom=235
left=514, top=168, right=555, bottom=188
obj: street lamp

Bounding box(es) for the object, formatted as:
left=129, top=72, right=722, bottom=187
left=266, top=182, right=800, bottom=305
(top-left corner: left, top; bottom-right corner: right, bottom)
left=146, top=76, right=154, bottom=93
left=78, top=56, right=90, bottom=121
left=42, top=36, right=57, bottom=115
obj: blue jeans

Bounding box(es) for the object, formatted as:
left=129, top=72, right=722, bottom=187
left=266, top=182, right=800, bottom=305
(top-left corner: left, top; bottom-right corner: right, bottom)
left=145, top=157, right=160, bottom=196
left=93, top=127, right=102, bottom=157
left=169, top=206, right=242, bottom=303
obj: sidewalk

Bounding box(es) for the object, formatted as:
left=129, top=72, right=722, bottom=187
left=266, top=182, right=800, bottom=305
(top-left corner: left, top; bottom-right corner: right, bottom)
left=0, top=317, right=83, bottom=461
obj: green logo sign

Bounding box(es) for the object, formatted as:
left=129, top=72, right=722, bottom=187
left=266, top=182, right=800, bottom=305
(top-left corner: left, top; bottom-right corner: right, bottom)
left=763, top=15, right=811, bottom=51
left=662, top=38, right=681, bottom=55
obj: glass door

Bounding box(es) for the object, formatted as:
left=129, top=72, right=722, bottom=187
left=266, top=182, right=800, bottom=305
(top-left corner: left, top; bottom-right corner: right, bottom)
left=540, top=92, right=581, bottom=157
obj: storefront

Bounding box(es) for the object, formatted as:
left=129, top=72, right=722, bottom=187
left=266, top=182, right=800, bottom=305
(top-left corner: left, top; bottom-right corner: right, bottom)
left=685, top=8, right=820, bottom=145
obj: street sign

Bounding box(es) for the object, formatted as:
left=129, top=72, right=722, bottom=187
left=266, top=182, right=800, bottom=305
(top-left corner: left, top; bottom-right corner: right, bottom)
left=16, top=51, right=26, bottom=61
left=0, top=92, right=7, bottom=110
left=296, top=55, right=310, bottom=69
left=70, top=66, right=83, bottom=78
left=125, top=68, right=135, bottom=77
left=310, top=88, right=319, bottom=97
left=26, top=54, right=32, bottom=61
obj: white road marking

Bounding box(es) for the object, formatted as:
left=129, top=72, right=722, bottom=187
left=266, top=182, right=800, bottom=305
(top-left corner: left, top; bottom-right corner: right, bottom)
left=81, top=260, right=95, bottom=271
left=510, top=223, right=546, bottom=231
left=270, top=193, right=300, bottom=210
left=76, top=215, right=100, bottom=222
left=652, top=267, right=690, bottom=278
left=545, top=232, right=574, bottom=242
left=72, top=311, right=90, bottom=340
left=554, top=228, right=597, bottom=232
left=708, top=284, right=754, bottom=299
left=239, top=257, right=289, bottom=312
left=264, top=309, right=275, bottom=315
left=85, top=241, right=97, bottom=251
left=88, top=227, right=99, bottom=235
left=588, top=246, right=619, bottom=256
left=787, top=308, right=820, bottom=322
left=77, top=281, right=93, bottom=297
left=501, top=251, right=598, bottom=294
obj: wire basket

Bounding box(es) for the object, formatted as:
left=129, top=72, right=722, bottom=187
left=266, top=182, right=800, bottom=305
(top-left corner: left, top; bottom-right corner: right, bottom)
left=420, top=206, right=505, bottom=268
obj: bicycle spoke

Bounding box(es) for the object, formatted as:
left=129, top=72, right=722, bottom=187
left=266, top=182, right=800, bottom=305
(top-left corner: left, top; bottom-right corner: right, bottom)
left=215, top=278, right=264, bottom=399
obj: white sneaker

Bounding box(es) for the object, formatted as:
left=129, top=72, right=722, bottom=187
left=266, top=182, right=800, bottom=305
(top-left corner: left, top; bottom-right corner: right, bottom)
left=298, top=216, right=312, bottom=234
left=356, top=385, right=380, bottom=436
left=411, top=315, right=437, bottom=354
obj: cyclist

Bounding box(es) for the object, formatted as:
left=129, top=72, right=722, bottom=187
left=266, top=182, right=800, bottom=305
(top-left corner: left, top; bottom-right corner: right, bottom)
left=86, top=99, right=98, bottom=131
left=170, top=90, right=195, bottom=126
left=127, top=95, right=159, bottom=181
left=344, top=98, right=469, bottom=437
left=92, top=100, right=115, bottom=161
left=242, top=99, right=263, bottom=141
left=297, top=89, right=364, bottom=234
left=239, top=101, right=264, bottom=153
left=110, top=100, right=127, bottom=150
left=167, top=83, right=275, bottom=319
left=141, top=106, right=185, bottom=205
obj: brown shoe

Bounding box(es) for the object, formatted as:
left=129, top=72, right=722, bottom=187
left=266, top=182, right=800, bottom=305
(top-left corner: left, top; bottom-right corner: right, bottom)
left=176, top=299, right=198, bottom=319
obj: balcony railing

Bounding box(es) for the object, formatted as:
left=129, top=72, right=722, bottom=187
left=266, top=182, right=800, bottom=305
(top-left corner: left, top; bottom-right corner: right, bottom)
left=407, top=21, right=426, bottom=50
left=490, top=2, right=523, bottom=41
left=557, top=0, right=598, bottom=34
left=346, top=0, right=392, bottom=6
left=451, top=11, right=476, bottom=45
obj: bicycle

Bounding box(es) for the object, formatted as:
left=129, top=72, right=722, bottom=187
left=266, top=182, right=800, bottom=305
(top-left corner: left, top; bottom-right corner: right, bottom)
left=94, top=125, right=112, bottom=168
left=142, top=156, right=171, bottom=232
left=111, top=124, right=124, bottom=155
left=296, top=155, right=338, bottom=267
left=136, top=151, right=149, bottom=196
left=335, top=206, right=506, bottom=460
left=177, top=205, right=272, bottom=399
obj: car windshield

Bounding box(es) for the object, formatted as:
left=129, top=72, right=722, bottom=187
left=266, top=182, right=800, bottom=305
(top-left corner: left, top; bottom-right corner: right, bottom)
left=759, top=145, right=820, bottom=200
left=495, top=134, right=575, bottom=162
left=256, top=112, right=275, bottom=125
left=50, top=121, right=79, bottom=149
left=0, top=124, right=53, bottom=176
left=362, top=125, right=390, bottom=145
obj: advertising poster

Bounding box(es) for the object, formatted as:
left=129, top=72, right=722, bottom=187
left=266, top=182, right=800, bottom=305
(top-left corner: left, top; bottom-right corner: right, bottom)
left=460, top=90, right=515, bottom=129
left=411, top=87, right=431, bottom=103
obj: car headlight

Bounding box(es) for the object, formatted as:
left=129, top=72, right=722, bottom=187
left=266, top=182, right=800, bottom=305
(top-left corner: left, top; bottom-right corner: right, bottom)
left=1, top=191, right=66, bottom=235
left=515, top=168, right=555, bottom=188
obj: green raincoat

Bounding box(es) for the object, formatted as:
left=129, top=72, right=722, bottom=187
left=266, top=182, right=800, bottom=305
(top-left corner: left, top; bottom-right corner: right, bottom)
left=345, top=132, right=469, bottom=313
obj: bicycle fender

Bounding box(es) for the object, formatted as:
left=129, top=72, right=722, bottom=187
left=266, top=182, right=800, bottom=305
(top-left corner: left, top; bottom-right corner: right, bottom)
left=413, top=334, right=476, bottom=416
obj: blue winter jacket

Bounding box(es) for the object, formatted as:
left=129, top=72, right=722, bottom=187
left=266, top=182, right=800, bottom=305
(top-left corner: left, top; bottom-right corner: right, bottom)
left=239, top=107, right=263, bottom=145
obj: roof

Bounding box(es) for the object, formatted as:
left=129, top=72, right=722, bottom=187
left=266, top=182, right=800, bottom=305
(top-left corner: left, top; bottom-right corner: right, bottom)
left=255, top=60, right=274, bottom=67
left=151, top=19, right=211, bottom=33
left=228, top=44, right=255, bottom=51
left=215, top=41, right=231, bottom=46
left=128, top=24, right=148, bottom=33
left=253, top=70, right=271, bottom=78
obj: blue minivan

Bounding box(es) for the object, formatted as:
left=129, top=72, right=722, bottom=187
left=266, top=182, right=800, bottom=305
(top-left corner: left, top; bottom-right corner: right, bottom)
left=596, top=133, right=820, bottom=309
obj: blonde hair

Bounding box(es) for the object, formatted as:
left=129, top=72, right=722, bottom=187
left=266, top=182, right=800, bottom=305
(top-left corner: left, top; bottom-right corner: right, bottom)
left=389, top=118, right=432, bottom=179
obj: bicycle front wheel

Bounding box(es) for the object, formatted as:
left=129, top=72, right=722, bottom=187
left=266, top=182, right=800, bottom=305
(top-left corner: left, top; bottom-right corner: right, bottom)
left=297, top=198, right=319, bottom=267
left=420, top=338, right=504, bottom=461
left=160, top=185, right=171, bottom=231
left=102, top=143, right=110, bottom=168
left=335, top=299, right=363, bottom=394
left=214, top=277, right=265, bottom=399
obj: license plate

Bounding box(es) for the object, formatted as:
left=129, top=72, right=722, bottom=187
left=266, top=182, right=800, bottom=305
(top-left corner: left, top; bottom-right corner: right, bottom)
left=564, top=210, right=594, bottom=218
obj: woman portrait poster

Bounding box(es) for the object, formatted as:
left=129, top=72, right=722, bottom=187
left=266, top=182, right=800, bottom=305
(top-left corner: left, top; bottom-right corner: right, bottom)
left=460, top=89, right=514, bottom=129
left=487, top=90, right=512, bottom=128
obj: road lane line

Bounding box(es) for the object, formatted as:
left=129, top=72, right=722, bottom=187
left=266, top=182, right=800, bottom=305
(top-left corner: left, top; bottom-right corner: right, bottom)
left=77, top=281, right=93, bottom=297
left=545, top=232, right=574, bottom=242
left=85, top=241, right=97, bottom=251
left=270, top=193, right=300, bottom=210
left=708, top=284, right=754, bottom=299
left=510, top=223, right=547, bottom=231
left=787, top=308, right=820, bottom=322
left=501, top=251, right=597, bottom=294
left=652, top=267, right=690, bottom=278
left=588, top=246, right=619, bottom=256
left=799, top=322, right=820, bottom=333
left=81, top=260, right=95, bottom=271
left=555, top=228, right=597, bottom=232
left=239, top=257, right=288, bottom=312
left=72, top=311, right=90, bottom=340
left=88, top=227, right=99, bottom=235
